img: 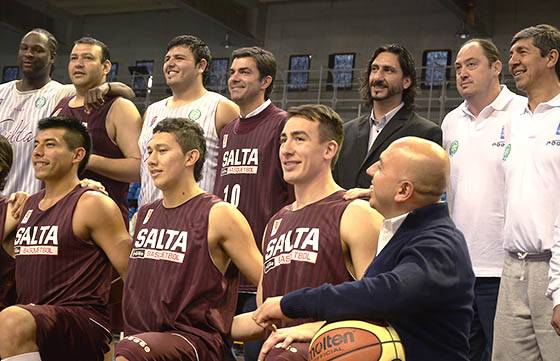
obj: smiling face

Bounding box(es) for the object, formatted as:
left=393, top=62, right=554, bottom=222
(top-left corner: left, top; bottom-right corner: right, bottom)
left=279, top=116, right=335, bottom=186
left=163, top=45, right=205, bottom=90
left=32, top=128, right=82, bottom=181
left=368, top=52, right=411, bottom=104
left=68, top=43, right=109, bottom=89
left=228, top=56, right=269, bottom=107
left=509, top=37, right=551, bottom=93
left=17, top=32, right=54, bottom=79
left=455, top=42, right=501, bottom=100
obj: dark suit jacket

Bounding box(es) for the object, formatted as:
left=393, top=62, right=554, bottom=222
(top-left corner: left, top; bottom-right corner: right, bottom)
left=334, top=106, right=442, bottom=189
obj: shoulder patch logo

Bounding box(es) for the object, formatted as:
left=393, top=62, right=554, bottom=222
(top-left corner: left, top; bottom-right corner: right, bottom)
left=271, top=218, right=282, bottom=237
left=222, top=134, right=228, bottom=148
left=21, top=210, right=33, bottom=224
left=449, top=140, right=459, bottom=156
left=188, top=109, right=201, bottom=121
left=34, top=96, right=46, bottom=108
left=143, top=209, right=154, bottom=224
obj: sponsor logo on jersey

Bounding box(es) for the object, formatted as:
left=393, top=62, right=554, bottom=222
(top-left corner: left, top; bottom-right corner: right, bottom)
left=545, top=122, right=560, bottom=146
left=143, top=209, right=153, bottom=224
left=492, top=126, right=506, bottom=147
left=188, top=109, right=201, bottom=121
left=448, top=140, right=459, bottom=156
left=132, top=227, right=188, bottom=263
left=0, top=118, right=34, bottom=143
left=264, top=227, right=319, bottom=273
left=34, top=96, right=47, bottom=108
left=14, top=225, right=59, bottom=256
left=123, top=335, right=151, bottom=353
left=502, top=143, right=511, bottom=161
left=221, top=148, right=259, bottom=175
left=21, top=210, right=33, bottom=224
left=222, top=134, right=228, bottom=148
left=271, top=218, right=282, bottom=236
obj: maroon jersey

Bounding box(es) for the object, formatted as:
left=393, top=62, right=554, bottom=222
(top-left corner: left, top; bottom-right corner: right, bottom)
left=123, top=193, right=239, bottom=359
left=53, top=96, right=129, bottom=221
left=14, top=187, right=111, bottom=323
left=214, top=103, right=293, bottom=292
left=262, top=191, right=353, bottom=329
left=0, top=197, right=16, bottom=310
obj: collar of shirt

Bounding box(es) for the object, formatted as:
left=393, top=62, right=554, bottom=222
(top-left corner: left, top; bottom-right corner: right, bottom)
left=520, top=91, right=560, bottom=116
left=460, top=85, right=521, bottom=122
left=370, top=102, right=404, bottom=132
left=376, top=211, right=409, bottom=256
left=242, top=99, right=271, bottom=119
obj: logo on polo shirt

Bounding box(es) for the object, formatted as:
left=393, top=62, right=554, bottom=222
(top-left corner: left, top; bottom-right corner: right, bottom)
left=502, top=144, right=511, bottom=160
left=557, top=122, right=560, bottom=136
left=492, top=126, right=506, bottom=147
left=545, top=122, right=560, bottom=146
left=188, top=109, right=201, bottom=121
left=448, top=140, right=459, bottom=156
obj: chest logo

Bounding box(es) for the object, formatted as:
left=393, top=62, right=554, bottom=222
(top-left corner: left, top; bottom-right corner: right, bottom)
left=448, top=140, right=459, bottom=156
left=143, top=209, right=154, bottom=224
left=502, top=144, right=511, bottom=161
left=34, top=96, right=47, bottom=108
left=188, top=109, right=201, bottom=121
left=271, top=218, right=282, bottom=237
left=222, top=134, right=228, bottom=148
left=556, top=122, right=560, bottom=136
left=21, top=210, right=33, bottom=224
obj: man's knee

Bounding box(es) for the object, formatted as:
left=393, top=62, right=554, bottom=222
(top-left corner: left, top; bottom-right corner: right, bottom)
left=0, top=306, right=37, bottom=354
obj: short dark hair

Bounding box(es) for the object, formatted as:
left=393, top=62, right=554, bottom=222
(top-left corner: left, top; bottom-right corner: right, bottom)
left=461, top=38, right=503, bottom=80
left=511, top=24, right=560, bottom=78
left=287, top=104, right=344, bottom=167
left=231, top=47, right=277, bottom=100
left=74, top=37, right=111, bottom=62
left=167, top=35, right=211, bottom=84
left=0, top=135, right=13, bottom=192
left=37, top=116, right=91, bottom=175
left=361, top=44, right=417, bottom=109
left=28, top=28, right=58, bottom=59
left=153, top=118, right=206, bottom=182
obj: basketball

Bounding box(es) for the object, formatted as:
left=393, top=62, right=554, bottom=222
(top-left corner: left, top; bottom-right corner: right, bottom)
left=308, top=320, right=405, bottom=361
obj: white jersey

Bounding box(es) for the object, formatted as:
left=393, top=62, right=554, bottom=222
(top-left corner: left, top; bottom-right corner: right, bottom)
left=139, top=91, right=224, bottom=207
left=442, top=86, right=526, bottom=278
left=0, top=80, right=75, bottom=194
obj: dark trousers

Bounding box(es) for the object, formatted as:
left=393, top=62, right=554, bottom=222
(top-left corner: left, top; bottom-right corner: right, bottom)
left=470, top=277, right=500, bottom=361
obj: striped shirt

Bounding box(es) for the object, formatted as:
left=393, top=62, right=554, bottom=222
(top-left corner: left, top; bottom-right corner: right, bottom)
left=0, top=80, right=75, bottom=194
left=139, top=91, right=225, bottom=207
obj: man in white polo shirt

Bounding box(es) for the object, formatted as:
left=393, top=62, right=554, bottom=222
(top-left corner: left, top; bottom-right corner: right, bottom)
left=493, top=24, right=560, bottom=361
left=441, top=38, right=526, bottom=361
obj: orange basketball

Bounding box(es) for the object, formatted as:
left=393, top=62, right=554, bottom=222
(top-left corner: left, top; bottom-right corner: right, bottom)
left=308, top=320, right=405, bottom=361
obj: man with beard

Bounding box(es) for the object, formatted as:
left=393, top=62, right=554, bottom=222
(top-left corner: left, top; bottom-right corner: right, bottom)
left=333, top=44, right=442, bottom=190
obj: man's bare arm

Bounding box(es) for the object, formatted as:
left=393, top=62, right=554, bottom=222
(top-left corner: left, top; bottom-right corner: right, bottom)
left=214, top=98, right=239, bottom=135
left=86, top=97, right=142, bottom=183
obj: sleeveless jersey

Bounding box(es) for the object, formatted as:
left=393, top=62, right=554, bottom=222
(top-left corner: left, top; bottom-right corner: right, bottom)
left=139, top=92, right=225, bottom=206
left=0, top=80, right=75, bottom=194
left=0, top=197, right=16, bottom=310
left=214, top=103, right=293, bottom=292
left=14, top=187, right=111, bottom=324
left=124, top=193, right=239, bottom=358
left=53, top=96, right=129, bottom=221
left=262, top=191, right=353, bottom=329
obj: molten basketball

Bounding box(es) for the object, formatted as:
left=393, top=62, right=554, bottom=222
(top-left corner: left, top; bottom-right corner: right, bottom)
left=308, top=320, right=405, bottom=361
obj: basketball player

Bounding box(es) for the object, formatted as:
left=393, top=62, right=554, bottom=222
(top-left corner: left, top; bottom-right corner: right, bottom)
left=254, top=137, right=475, bottom=361
left=138, top=35, right=239, bottom=207
left=114, top=117, right=262, bottom=361
left=0, top=135, right=16, bottom=311
left=0, top=28, right=134, bottom=196
left=53, top=36, right=142, bottom=221
left=213, top=46, right=293, bottom=360
left=0, top=116, right=132, bottom=361
left=231, top=104, right=382, bottom=360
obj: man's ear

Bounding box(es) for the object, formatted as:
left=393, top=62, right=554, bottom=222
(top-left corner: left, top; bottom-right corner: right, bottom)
left=394, top=180, right=414, bottom=203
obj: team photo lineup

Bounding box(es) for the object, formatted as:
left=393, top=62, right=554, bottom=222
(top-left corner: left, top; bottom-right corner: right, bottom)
left=0, top=19, right=558, bottom=361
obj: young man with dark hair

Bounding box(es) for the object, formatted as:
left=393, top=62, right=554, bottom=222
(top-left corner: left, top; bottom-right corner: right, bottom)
left=0, top=29, right=134, bottom=196
left=53, top=36, right=142, bottom=221
left=0, top=116, right=132, bottom=361
left=232, top=104, right=382, bottom=360
left=254, top=137, right=475, bottom=361
left=333, top=43, right=442, bottom=190
left=213, top=46, right=293, bottom=360
left=139, top=35, right=239, bottom=207
left=114, top=117, right=262, bottom=361
left=493, top=24, right=560, bottom=360
left=441, top=38, right=526, bottom=361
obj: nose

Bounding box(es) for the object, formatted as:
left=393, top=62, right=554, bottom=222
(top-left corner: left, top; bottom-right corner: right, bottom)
left=229, top=71, right=239, bottom=82
left=508, top=53, right=519, bottom=70
left=146, top=151, right=158, bottom=166
left=280, top=138, right=294, bottom=157
left=366, top=161, right=379, bottom=177
left=32, top=143, right=44, bottom=157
